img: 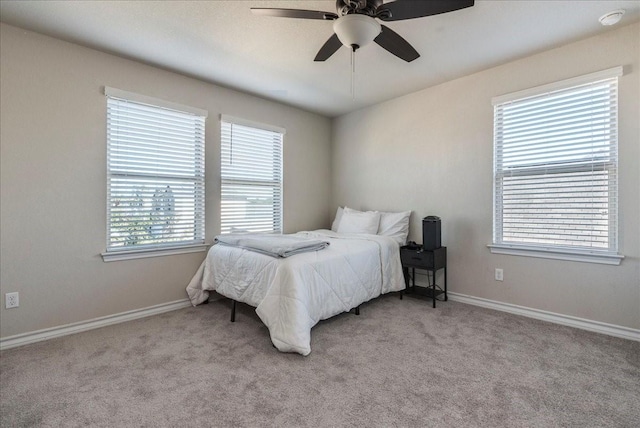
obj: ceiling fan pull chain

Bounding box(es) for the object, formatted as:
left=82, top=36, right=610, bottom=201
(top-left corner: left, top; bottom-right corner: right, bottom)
left=351, top=48, right=356, bottom=100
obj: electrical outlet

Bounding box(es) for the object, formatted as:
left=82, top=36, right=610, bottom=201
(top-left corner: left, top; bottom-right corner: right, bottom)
left=5, top=292, right=19, bottom=309
left=495, top=268, right=504, bottom=282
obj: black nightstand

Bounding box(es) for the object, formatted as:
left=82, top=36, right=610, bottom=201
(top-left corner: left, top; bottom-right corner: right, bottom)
left=400, top=246, right=447, bottom=308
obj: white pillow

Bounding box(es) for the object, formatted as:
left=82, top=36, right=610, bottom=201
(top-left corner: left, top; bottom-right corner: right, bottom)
left=343, top=206, right=374, bottom=216
left=337, top=209, right=381, bottom=235
left=331, top=206, right=344, bottom=232
left=344, top=207, right=411, bottom=245
left=378, top=211, right=411, bottom=245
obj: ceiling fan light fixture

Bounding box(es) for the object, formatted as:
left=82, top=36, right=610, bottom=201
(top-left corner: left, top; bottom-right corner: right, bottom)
left=333, top=14, right=381, bottom=50
left=599, top=9, right=625, bottom=26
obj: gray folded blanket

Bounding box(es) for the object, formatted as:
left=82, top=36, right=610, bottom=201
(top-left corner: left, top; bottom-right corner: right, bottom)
left=214, top=234, right=330, bottom=258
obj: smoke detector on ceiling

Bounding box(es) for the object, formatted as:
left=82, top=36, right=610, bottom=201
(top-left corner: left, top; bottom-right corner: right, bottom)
left=599, top=9, right=625, bottom=26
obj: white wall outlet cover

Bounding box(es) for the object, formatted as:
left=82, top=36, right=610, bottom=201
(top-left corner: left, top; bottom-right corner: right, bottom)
left=5, top=292, right=19, bottom=309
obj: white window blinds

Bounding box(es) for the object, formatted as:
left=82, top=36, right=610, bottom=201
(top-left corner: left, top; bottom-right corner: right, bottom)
left=220, top=116, right=283, bottom=234
left=493, top=68, right=621, bottom=254
left=106, top=88, right=206, bottom=252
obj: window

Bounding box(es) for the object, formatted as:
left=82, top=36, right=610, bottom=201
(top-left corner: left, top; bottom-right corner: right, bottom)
left=220, top=115, right=284, bottom=234
left=490, top=67, right=623, bottom=265
left=103, top=87, right=207, bottom=261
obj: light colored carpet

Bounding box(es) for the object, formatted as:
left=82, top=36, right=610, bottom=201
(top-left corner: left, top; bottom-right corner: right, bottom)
left=1, top=294, right=638, bottom=427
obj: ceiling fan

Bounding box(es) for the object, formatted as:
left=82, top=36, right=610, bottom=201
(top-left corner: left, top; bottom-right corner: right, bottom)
left=251, top=0, right=475, bottom=62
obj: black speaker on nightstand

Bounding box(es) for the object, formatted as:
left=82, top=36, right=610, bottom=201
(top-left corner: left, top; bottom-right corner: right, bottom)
left=422, top=216, right=441, bottom=250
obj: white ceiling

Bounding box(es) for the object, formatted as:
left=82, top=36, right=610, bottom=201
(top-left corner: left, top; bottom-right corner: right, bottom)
left=1, top=1, right=638, bottom=117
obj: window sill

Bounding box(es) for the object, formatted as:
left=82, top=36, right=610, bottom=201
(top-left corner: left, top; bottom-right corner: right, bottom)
left=488, top=244, right=624, bottom=266
left=101, top=243, right=210, bottom=262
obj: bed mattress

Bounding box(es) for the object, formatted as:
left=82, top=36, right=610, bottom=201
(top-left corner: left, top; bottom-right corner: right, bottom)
left=186, top=229, right=404, bottom=355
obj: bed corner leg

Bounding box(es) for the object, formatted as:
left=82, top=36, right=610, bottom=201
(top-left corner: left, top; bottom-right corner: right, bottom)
left=230, top=300, right=236, bottom=322
left=355, top=306, right=360, bottom=316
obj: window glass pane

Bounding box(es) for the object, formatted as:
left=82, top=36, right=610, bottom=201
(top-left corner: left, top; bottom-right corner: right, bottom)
left=220, top=121, right=283, bottom=234
left=493, top=74, right=618, bottom=252
left=500, top=169, right=611, bottom=248
left=106, top=94, right=205, bottom=251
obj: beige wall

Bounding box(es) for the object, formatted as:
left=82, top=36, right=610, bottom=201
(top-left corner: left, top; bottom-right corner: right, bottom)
left=332, top=23, right=640, bottom=329
left=2, top=21, right=638, bottom=340
left=0, top=24, right=332, bottom=338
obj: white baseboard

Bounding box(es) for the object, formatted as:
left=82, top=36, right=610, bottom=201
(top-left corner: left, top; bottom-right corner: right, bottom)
left=0, top=299, right=192, bottom=351
left=448, top=292, right=640, bottom=342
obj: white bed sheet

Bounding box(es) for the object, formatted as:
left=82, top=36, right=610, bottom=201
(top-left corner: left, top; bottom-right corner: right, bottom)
left=186, top=229, right=405, bottom=355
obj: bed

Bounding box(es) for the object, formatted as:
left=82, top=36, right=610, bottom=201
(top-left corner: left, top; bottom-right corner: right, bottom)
left=186, top=208, right=410, bottom=356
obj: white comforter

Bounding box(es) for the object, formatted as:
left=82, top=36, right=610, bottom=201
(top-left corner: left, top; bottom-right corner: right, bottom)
left=186, top=230, right=404, bottom=355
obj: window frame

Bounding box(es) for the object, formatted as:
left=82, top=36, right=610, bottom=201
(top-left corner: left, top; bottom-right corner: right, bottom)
left=220, top=115, right=284, bottom=235
left=488, top=67, right=624, bottom=265
left=101, top=87, right=209, bottom=262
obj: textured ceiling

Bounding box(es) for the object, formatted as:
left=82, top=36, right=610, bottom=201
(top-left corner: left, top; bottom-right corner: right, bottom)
left=1, top=1, right=638, bottom=117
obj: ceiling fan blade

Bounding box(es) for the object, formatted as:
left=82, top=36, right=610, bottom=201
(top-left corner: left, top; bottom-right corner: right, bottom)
left=379, top=0, right=474, bottom=21
left=251, top=8, right=338, bottom=20
left=374, top=25, right=419, bottom=62
left=314, top=34, right=343, bottom=61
